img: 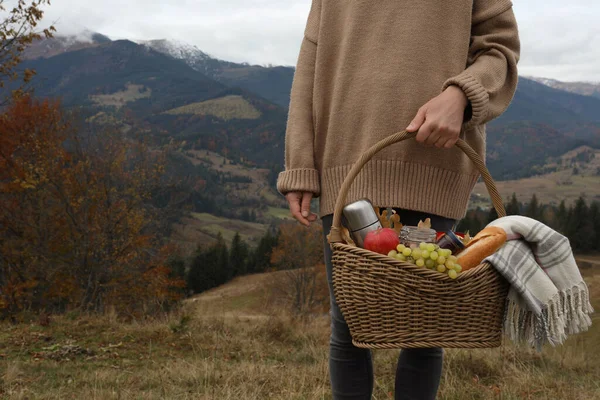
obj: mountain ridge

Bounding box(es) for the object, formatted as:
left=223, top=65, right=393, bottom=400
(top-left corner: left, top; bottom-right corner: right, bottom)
left=525, top=76, right=600, bottom=100
left=20, top=32, right=600, bottom=189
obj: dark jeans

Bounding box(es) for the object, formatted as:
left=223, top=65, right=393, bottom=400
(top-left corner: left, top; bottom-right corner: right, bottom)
left=321, top=208, right=456, bottom=400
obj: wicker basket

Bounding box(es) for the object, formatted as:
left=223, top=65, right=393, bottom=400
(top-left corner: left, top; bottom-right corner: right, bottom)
left=327, top=131, right=510, bottom=349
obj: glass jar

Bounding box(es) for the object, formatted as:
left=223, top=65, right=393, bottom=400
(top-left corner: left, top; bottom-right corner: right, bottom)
left=399, top=226, right=437, bottom=248
left=436, top=230, right=466, bottom=255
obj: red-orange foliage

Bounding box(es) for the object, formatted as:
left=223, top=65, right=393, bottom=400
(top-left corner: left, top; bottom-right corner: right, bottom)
left=0, top=96, right=184, bottom=318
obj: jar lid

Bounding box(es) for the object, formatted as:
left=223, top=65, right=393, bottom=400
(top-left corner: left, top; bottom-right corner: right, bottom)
left=444, top=230, right=465, bottom=249
left=342, top=199, right=380, bottom=230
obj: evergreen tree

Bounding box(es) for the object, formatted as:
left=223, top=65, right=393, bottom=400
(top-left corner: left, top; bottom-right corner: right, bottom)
left=457, top=213, right=483, bottom=235
left=187, top=246, right=216, bottom=294
left=187, top=234, right=231, bottom=294
left=248, top=229, right=278, bottom=273
left=506, top=193, right=520, bottom=215
left=556, top=200, right=568, bottom=233
left=240, top=209, right=250, bottom=221
left=216, top=234, right=230, bottom=284
left=589, top=201, right=600, bottom=250
left=487, top=207, right=498, bottom=224
left=230, top=232, right=249, bottom=277
left=456, top=217, right=471, bottom=235
left=525, top=194, right=541, bottom=221
left=565, top=197, right=594, bottom=252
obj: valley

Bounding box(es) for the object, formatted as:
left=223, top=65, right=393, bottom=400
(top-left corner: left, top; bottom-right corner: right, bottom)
left=474, top=145, right=600, bottom=207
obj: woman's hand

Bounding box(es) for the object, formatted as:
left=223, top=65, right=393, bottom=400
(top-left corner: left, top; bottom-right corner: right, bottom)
left=406, top=85, right=469, bottom=148
left=286, top=191, right=318, bottom=226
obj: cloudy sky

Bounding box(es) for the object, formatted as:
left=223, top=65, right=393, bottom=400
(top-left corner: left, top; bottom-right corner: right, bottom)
left=36, top=0, right=600, bottom=82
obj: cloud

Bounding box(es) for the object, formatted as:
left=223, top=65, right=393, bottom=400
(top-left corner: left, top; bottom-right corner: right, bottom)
left=40, top=0, right=310, bottom=66
left=35, top=0, right=600, bottom=81
left=513, top=0, right=600, bottom=81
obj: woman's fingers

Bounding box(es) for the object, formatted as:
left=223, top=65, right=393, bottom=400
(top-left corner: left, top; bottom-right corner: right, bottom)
left=287, top=192, right=310, bottom=226
left=301, top=192, right=313, bottom=218
left=286, top=191, right=317, bottom=226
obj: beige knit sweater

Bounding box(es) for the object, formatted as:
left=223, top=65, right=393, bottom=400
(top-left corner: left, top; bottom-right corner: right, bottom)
left=277, top=0, right=520, bottom=220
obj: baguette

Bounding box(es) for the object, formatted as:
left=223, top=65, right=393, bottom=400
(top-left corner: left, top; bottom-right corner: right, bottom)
left=456, top=226, right=507, bottom=271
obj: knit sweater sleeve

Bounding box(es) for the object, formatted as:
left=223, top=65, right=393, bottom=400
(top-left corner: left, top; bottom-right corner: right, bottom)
left=276, top=0, right=322, bottom=196
left=442, top=0, right=520, bottom=128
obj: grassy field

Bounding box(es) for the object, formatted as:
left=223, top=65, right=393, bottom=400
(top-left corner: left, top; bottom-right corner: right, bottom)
left=265, top=206, right=293, bottom=220
left=473, top=174, right=600, bottom=208
left=2, top=265, right=599, bottom=399
left=164, top=95, right=261, bottom=121
left=473, top=146, right=600, bottom=208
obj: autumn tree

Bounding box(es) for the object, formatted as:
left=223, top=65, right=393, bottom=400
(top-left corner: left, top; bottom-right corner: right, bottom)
left=0, top=96, right=184, bottom=318
left=270, top=223, right=327, bottom=315
left=0, top=0, right=55, bottom=104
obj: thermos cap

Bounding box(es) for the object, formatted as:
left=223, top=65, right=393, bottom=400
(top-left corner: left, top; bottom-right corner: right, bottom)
left=343, top=199, right=380, bottom=231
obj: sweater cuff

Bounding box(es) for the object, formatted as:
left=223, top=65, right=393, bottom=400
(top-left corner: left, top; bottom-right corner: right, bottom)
left=443, top=71, right=489, bottom=129
left=277, top=168, right=321, bottom=197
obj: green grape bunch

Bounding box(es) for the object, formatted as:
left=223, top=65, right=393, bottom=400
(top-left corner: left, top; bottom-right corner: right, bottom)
left=387, top=242, right=463, bottom=279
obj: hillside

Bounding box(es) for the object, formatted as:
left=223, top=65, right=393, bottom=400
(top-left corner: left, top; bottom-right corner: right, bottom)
left=21, top=39, right=225, bottom=111
left=498, top=78, right=600, bottom=124
left=2, top=264, right=599, bottom=399
left=19, top=37, right=291, bottom=233
left=19, top=33, right=600, bottom=223
left=473, top=145, right=600, bottom=207
left=22, top=38, right=290, bottom=167
left=23, top=33, right=600, bottom=181
left=138, top=39, right=295, bottom=108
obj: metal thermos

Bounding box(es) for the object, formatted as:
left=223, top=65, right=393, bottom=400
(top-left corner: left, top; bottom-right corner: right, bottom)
left=342, top=199, right=383, bottom=248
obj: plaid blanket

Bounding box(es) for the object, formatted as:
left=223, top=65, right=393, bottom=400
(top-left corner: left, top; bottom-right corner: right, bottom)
left=485, top=216, right=594, bottom=350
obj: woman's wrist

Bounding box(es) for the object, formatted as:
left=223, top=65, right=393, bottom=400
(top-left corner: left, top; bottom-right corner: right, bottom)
left=444, top=85, right=469, bottom=110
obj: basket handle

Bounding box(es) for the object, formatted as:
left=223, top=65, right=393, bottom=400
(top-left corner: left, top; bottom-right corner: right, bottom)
left=327, top=130, right=506, bottom=244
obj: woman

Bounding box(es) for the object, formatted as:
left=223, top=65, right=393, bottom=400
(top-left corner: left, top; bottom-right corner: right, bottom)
left=277, top=1, right=520, bottom=398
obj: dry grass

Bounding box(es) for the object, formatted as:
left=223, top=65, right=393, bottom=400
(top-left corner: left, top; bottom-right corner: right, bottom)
left=163, top=95, right=261, bottom=120
left=2, top=268, right=599, bottom=399
left=473, top=145, right=600, bottom=208
left=473, top=173, right=600, bottom=208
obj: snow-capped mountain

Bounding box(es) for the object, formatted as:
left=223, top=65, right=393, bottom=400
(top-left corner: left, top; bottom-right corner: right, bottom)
left=525, top=76, right=600, bottom=99
left=136, top=38, right=295, bottom=107
left=137, top=39, right=212, bottom=68
left=23, top=30, right=110, bottom=60
left=135, top=38, right=239, bottom=79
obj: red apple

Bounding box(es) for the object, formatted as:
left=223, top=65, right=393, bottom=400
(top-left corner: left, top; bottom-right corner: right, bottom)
left=363, top=228, right=400, bottom=255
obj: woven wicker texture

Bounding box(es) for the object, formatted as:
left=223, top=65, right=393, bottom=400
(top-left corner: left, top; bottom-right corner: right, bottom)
left=327, top=130, right=510, bottom=349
